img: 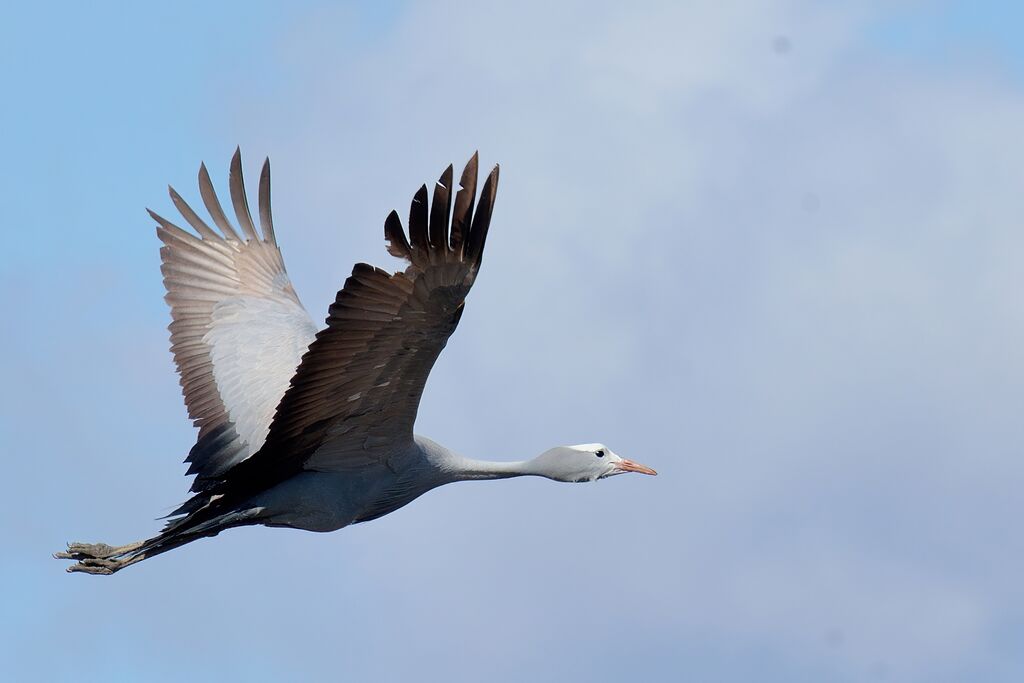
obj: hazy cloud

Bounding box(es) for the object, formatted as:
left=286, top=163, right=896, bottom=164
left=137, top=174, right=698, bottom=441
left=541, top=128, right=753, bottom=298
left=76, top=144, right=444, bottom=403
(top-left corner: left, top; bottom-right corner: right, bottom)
left=7, top=2, right=1024, bottom=681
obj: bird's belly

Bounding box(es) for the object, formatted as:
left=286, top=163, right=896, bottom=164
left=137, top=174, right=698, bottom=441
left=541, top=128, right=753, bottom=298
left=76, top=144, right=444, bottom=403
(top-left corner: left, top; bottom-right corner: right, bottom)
left=249, top=470, right=370, bottom=533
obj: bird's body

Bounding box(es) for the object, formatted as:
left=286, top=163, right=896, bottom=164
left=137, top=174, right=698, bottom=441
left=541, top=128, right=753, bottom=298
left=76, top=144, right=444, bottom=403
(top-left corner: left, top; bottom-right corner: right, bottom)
left=241, top=437, right=434, bottom=533
left=57, top=151, right=655, bottom=575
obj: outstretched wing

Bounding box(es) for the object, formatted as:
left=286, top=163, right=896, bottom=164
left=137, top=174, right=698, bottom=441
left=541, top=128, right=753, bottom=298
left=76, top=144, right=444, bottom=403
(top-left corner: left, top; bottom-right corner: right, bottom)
left=210, top=154, right=498, bottom=494
left=148, top=149, right=318, bottom=492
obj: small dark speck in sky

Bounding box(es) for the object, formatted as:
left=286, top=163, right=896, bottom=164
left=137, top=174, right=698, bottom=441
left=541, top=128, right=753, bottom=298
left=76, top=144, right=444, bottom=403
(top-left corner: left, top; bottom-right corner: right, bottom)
left=772, top=35, right=792, bottom=55
left=801, top=192, right=820, bottom=213
left=824, top=627, right=845, bottom=648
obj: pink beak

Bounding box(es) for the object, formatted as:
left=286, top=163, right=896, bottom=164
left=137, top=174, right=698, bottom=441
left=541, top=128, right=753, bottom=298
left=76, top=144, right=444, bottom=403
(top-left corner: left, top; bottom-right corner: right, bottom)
left=614, top=458, right=658, bottom=476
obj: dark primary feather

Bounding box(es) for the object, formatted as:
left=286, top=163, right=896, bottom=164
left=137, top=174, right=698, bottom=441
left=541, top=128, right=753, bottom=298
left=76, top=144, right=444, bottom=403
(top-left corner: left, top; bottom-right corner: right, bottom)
left=175, top=154, right=500, bottom=512
left=385, top=210, right=412, bottom=260
left=408, top=184, right=431, bottom=253
left=450, top=152, right=478, bottom=255
left=429, top=164, right=454, bottom=251
left=465, top=163, right=498, bottom=266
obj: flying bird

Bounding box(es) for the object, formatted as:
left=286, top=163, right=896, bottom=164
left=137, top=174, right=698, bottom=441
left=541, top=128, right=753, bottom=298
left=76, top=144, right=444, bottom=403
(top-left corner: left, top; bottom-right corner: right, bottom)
left=56, top=150, right=657, bottom=575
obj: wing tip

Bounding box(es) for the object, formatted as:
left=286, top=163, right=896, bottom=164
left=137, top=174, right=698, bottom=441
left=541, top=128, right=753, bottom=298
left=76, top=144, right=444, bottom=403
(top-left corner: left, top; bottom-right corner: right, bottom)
left=384, top=209, right=412, bottom=261
left=228, top=146, right=260, bottom=241
left=465, top=160, right=500, bottom=267
left=258, top=155, right=277, bottom=243
left=381, top=153, right=498, bottom=269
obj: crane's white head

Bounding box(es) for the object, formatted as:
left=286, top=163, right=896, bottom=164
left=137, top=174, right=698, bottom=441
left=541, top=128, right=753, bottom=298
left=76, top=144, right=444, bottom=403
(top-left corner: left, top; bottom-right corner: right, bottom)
left=530, top=443, right=657, bottom=483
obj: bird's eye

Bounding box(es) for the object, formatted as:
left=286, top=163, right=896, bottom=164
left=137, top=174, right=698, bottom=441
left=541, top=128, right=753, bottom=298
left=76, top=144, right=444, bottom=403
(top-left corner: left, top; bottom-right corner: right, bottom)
left=595, top=449, right=605, bottom=457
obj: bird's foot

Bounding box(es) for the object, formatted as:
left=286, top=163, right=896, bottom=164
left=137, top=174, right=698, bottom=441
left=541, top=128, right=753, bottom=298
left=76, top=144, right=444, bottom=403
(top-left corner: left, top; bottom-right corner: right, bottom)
left=53, top=541, right=144, bottom=573
left=64, top=557, right=121, bottom=575
left=54, top=541, right=142, bottom=560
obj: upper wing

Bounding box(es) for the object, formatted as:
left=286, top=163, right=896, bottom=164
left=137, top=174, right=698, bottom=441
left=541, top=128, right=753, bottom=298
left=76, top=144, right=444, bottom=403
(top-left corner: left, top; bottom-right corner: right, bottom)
left=148, top=149, right=318, bottom=492
left=214, top=154, right=499, bottom=492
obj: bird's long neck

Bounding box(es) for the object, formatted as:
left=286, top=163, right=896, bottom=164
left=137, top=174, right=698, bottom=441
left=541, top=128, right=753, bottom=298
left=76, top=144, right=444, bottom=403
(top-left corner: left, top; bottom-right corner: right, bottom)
left=443, top=455, right=536, bottom=481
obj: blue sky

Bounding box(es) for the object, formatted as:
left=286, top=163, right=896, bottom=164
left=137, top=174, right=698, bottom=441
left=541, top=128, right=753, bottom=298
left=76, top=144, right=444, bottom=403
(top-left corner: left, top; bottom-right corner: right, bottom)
left=3, top=2, right=1024, bottom=681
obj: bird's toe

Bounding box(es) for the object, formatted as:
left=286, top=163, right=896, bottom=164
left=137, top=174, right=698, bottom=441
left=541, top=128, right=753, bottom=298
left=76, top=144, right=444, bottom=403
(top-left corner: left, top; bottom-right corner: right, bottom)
left=67, top=558, right=119, bottom=575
